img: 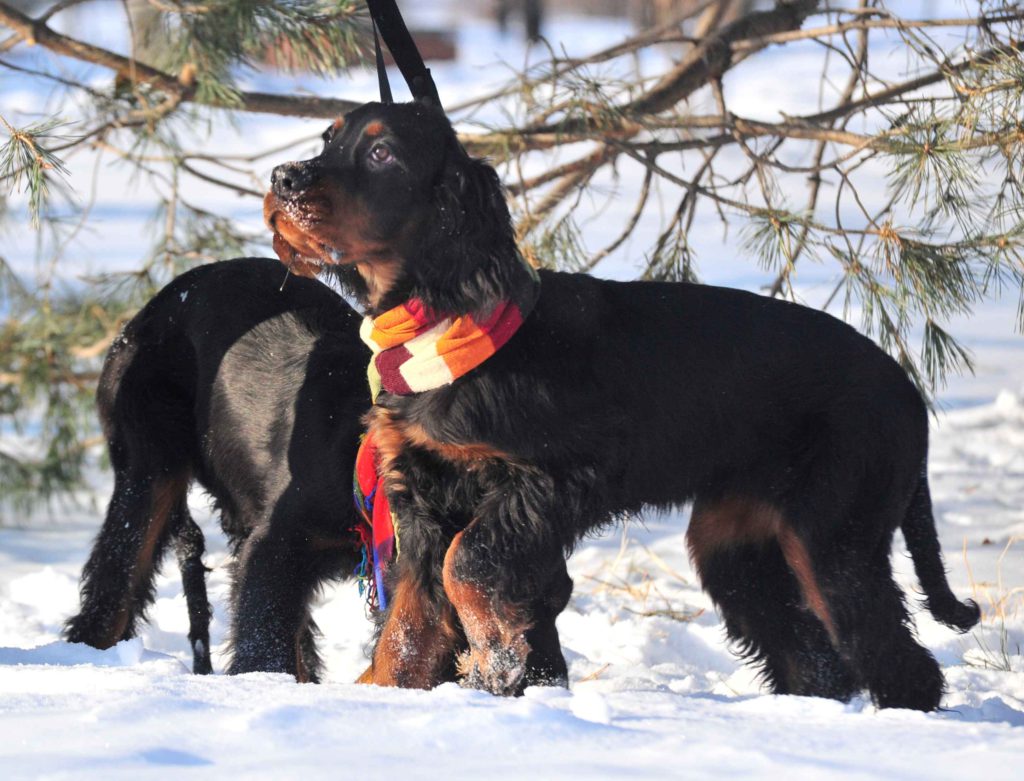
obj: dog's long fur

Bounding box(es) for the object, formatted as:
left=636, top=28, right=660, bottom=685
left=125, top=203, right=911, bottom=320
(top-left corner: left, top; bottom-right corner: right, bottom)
left=65, top=258, right=371, bottom=680
left=266, top=101, right=979, bottom=709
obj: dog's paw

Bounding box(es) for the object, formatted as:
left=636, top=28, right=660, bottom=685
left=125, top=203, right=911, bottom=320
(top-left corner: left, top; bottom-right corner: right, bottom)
left=459, top=646, right=527, bottom=697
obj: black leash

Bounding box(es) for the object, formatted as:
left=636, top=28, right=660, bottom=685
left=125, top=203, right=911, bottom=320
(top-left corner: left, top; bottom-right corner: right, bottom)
left=371, top=18, right=393, bottom=104
left=365, top=0, right=442, bottom=108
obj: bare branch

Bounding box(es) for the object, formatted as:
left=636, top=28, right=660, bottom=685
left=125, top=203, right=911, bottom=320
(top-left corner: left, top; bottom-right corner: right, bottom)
left=732, top=9, right=1024, bottom=51
left=516, top=143, right=619, bottom=237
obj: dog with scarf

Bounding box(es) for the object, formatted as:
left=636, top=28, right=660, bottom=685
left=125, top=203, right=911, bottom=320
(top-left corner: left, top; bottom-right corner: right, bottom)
left=264, top=101, right=979, bottom=710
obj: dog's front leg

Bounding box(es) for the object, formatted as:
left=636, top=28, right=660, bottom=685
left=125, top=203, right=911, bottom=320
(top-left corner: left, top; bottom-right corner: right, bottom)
left=441, top=508, right=569, bottom=697
left=522, top=562, right=573, bottom=688
left=361, top=567, right=460, bottom=689
left=227, top=494, right=338, bottom=682
left=442, top=526, right=530, bottom=696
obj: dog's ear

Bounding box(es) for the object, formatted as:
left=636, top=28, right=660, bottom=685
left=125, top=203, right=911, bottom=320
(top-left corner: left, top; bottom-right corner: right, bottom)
left=415, top=139, right=522, bottom=315
left=434, top=142, right=509, bottom=237
left=459, top=157, right=510, bottom=228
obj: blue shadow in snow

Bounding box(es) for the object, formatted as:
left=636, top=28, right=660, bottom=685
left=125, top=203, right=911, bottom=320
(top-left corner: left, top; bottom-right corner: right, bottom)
left=139, top=748, right=214, bottom=767
left=941, top=697, right=1024, bottom=728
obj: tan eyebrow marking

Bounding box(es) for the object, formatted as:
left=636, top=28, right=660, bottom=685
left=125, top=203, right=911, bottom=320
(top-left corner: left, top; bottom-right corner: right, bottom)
left=364, top=121, right=385, bottom=138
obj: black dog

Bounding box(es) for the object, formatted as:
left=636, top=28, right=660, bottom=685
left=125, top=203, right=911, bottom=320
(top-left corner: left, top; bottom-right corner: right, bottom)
left=265, top=100, right=980, bottom=710
left=64, top=258, right=371, bottom=681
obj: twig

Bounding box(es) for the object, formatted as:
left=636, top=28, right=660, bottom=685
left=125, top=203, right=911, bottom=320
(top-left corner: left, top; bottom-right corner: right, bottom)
left=584, top=164, right=653, bottom=272
left=180, top=161, right=262, bottom=198
left=622, top=606, right=704, bottom=622
left=39, top=0, right=92, bottom=23
left=577, top=663, right=610, bottom=683
left=516, top=143, right=620, bottom=237
left=732, top=11, right=1024, bottom=51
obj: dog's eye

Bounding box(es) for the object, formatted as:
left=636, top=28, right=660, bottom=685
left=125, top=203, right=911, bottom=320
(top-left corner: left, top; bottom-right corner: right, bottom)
left=369, top=144, right=394, bottom=165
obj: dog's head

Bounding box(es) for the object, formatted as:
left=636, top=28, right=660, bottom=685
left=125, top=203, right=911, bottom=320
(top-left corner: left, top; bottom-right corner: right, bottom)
left=265, top=101, right=522, bottom=316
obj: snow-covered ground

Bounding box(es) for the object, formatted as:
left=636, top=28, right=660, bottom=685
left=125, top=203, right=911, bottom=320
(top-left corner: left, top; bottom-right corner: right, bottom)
left=1, top=388, right=1022, bottom=779
left=2, top=3, right=1023, bottom=779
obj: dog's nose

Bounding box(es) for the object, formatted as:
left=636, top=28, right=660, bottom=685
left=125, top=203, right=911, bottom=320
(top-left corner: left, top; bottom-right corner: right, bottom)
left=271, top=162, right=314, bottom=197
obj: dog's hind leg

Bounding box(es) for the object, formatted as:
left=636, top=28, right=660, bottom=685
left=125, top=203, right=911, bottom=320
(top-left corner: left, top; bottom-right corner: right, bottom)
left=65, top=471, right=188, bottom=649
left=809, top=534, right=946, bottom=711
left=687, top=498, right=859, bottom=701
left=779, top=436, right=947, bottom=710
left=67, top=318, right=199, bottom=653
left=770, top=464, right=946, bottom=711
left=173, top=505, right=213, bottom=674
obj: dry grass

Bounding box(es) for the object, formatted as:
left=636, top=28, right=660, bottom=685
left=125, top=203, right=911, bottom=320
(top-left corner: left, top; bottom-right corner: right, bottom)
left=577, top=663, right=611, bottom=683
left=577, top=526, right=703, bottom=625
left=963, top=536, right=1024, bottom=622
left=962, top=536, right=1023, bottom=672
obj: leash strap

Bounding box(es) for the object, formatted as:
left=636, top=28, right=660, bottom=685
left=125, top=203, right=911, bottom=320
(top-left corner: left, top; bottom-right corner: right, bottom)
left=365, top=0, right=442, bottom=107
left=372, top=18, right=393, bottom=104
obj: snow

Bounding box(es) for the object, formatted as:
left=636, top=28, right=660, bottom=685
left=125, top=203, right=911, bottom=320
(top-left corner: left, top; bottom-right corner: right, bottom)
left=1, top=388, right=1021, bottom=779
left=2, top=2, right=1024, bottom=778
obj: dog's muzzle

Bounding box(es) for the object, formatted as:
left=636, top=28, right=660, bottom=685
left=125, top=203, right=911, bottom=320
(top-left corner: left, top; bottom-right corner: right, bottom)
left=271, top=161, right=317, bottom=199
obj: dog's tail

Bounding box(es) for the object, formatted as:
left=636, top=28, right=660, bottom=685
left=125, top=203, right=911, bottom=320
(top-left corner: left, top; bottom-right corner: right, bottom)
left=900, top=464, right=980, bottom=632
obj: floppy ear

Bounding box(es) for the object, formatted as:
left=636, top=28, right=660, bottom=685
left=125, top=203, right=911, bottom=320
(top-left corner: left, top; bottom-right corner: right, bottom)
left=435, top=142, right=510, bottom=236
left=415, top=140, right=522, bottom=315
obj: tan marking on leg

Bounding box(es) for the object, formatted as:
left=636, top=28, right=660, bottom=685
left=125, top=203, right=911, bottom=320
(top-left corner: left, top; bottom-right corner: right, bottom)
left=686, top=497, right=783, bottom=569
left=105, top=474, right=189, bottom=646
left=777, top=525, right=840, bottom=646
left=442, top=530, right=530, bottom=687
left=686, top=496, right=839, bottom=646
left=364, top=576, right=457, bottom=689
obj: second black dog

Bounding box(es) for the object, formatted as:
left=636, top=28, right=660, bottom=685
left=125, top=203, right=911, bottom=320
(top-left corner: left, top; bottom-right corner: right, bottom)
left=64, top=258, right=370, bottom=681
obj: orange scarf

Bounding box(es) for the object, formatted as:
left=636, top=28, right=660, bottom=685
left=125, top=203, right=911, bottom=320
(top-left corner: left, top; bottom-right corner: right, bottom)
left=359, top=294, right=534, bottom=398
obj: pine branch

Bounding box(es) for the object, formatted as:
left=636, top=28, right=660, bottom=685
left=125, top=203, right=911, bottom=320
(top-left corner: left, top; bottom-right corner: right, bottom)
left=0, top=1, right=362, bottom=118
left=0, top=116, right=74, bottom=226
left=3, top=0, right=1024, bottom=506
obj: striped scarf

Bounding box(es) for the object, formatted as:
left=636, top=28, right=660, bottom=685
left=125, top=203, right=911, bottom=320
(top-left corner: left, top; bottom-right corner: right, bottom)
left=352, top=267, right=539, bottom=610
left=359, top=296, right=535, bottom=400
